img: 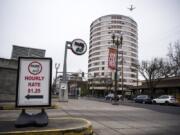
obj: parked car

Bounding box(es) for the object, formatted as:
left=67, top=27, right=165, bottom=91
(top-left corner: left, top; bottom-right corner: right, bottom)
left=152, top=95, right=178, bottom=105
left=134, top=95, right=152, bottom=104
left=105, top=93, right=122, bottom=101
left=112, top=94, right=123, bottom=101
left=105, top=93, right=114, bottom=100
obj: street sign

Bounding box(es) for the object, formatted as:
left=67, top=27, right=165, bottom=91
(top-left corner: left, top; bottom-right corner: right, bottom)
left=60, top=82, right=67, bottom=90
left=71, top=39, right=87, bottom=55
left=16, top=57, right=52, bottom=107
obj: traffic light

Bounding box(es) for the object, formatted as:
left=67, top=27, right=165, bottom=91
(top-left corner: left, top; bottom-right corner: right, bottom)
left=82, top=72, right=84, bottom=77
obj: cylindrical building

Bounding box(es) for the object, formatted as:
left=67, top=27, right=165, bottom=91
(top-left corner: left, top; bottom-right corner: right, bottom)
left=88, top=14, right=138, bottom=97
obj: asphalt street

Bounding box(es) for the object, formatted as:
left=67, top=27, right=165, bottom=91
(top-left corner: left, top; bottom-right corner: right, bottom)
left=0, top=98, right=180, bottom=135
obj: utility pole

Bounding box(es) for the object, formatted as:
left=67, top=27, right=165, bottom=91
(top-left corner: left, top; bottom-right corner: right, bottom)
left=59, top=41, right=71, bottom=102
left=121, top=51, right=124, bottom=101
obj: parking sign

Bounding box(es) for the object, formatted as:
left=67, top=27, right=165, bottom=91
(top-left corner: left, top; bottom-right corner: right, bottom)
left=16, top=57, right=52, bottom=107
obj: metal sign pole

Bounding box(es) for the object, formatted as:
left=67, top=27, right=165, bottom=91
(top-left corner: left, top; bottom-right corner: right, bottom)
left=59, top=39, right=87, bottom=102
left=59, top=41, right=71, bottom=102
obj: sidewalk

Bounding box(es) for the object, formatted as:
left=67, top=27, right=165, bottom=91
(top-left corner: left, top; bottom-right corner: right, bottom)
left=0, top=117, right=93, bottom=135
left=0, top=101, right=60, bottom=110
left=0, top=99, right=93, bottom=135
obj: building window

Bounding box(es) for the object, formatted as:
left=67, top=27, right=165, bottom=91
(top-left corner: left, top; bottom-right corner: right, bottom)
left=94, top=73, right=99, bottom=77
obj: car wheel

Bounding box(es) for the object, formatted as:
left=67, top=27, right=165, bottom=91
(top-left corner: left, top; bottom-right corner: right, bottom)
left=153, top=101, right=156, bottom=104
left=165, top=101, right=169, bottom=105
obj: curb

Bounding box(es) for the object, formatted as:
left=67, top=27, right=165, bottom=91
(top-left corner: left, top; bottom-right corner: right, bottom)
left=0, top=118, right=93, bottom=135
left=0, top=103, right=60, bottom=110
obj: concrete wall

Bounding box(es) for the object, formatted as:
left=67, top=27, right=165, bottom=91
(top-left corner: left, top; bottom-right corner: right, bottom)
left=0, top=58, right=17, bottom=102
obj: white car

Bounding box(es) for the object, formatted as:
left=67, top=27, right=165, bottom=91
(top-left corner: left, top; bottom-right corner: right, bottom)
left=152, top=95, right=178, bottom=105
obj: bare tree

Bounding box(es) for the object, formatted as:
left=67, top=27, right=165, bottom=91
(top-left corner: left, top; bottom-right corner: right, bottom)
left=167, top=41, right=180, bottom=76
left=159, top=59, right=172, bottom=78
left=139, top=58, right=164, bottom=96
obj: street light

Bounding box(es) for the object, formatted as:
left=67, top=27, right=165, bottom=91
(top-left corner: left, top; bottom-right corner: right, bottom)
left=111, top=33, right=123, bottom=104
left=55, top=63, right=60, bottom=94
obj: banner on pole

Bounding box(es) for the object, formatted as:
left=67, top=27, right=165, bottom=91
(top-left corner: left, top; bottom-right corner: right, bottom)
left=108, top=48, right=116, bottom=70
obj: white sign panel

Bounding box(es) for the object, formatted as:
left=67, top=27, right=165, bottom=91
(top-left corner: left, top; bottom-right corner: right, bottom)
left=16, top=57, right=52, bottom=107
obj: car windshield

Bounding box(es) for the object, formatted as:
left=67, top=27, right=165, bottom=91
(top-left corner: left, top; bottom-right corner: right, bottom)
left=158, top=95, right=169, bottom=99
left=106, top=94, right=113, bottom=96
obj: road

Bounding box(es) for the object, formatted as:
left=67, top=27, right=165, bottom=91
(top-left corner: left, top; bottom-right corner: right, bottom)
left=0, top=98, right=180, bottom=135
left=59, top=98, right=180, bottom=135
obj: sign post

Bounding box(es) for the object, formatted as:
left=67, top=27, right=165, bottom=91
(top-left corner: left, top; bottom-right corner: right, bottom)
left=15, top=57, right=52, bottom=127
left=59, top=39, right=87, bottom=102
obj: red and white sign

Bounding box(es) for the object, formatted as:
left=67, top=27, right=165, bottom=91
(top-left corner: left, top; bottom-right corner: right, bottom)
left=28, top=61, right=42, bottom=75
left=108, top=48, right=117, bottom=70
left=16, top=58, right=52, bottom=107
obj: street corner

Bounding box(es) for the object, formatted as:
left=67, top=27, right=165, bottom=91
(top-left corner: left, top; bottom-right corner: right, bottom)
left=0, top=117, right=93, bottom=135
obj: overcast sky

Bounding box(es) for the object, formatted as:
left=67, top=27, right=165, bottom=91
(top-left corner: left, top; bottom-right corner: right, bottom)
left=0, top=0, right=180, bottom=77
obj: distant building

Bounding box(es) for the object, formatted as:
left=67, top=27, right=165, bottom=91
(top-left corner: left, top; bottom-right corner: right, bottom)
left=11, top=45, right=46, bottom=59
left=88, top=14, right=138, bottom=97
left=131, top=77, right=180, bottom=103
left=54, top=73, right=84, bottom=97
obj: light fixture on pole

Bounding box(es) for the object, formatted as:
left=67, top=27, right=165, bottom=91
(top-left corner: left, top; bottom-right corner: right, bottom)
left=111, top=33, right=123, bottom=104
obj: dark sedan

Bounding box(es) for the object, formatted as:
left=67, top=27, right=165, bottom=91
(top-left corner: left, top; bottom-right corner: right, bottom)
left=134, top=95, right=152, bottom=104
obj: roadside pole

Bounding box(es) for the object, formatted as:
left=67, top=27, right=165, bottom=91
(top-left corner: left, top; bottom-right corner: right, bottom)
left=59, top=42, right=71, bottom=102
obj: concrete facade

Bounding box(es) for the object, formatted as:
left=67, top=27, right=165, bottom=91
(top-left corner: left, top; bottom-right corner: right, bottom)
left=11, top=45, right=45, bottom=60
left=0, top=58, right=18, bottom=101
left=0, top=45, right=46, bottom=102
